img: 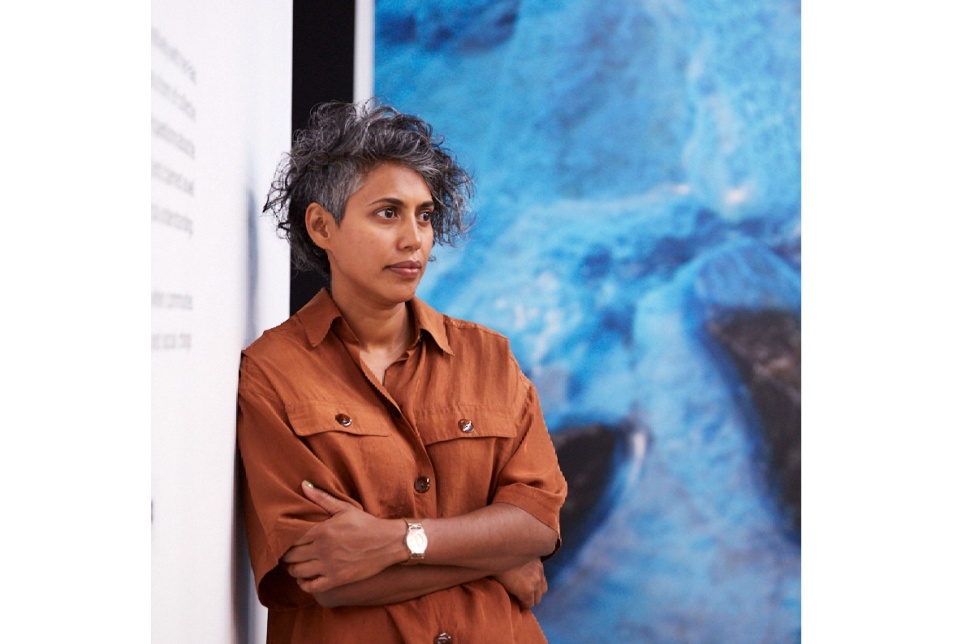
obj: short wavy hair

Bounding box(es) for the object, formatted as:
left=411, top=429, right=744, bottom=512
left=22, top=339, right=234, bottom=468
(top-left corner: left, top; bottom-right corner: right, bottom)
left=263, top=100, right=474, bottom=284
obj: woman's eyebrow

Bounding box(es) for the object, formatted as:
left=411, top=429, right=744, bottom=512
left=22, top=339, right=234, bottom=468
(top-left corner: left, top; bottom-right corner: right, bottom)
left=366, top=196, right=435, bottom=209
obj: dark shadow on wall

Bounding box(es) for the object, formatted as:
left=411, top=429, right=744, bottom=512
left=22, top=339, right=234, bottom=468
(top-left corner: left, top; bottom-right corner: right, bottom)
left=245, top=188, right=260, bottom=354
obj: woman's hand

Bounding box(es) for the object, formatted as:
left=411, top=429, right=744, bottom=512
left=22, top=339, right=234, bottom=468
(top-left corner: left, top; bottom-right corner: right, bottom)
left=281, top=482, right=406, bottom=594
left=493, top=558, right=548, bottom=609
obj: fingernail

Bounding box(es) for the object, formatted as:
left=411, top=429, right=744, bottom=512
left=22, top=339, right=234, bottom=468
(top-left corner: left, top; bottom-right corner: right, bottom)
left=302, top=480, right=315, bottom=489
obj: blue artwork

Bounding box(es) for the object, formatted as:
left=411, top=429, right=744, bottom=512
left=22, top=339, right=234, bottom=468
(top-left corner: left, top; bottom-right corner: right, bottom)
left=376, top=0, right=801, bottom=641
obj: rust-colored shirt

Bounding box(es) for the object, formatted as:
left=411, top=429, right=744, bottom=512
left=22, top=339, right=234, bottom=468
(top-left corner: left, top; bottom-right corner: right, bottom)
left=237, top=290, right=567, bottom=643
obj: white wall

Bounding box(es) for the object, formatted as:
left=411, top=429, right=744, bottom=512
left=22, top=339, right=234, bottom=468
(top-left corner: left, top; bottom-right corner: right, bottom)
left=151, top=1, right=291, bottom=641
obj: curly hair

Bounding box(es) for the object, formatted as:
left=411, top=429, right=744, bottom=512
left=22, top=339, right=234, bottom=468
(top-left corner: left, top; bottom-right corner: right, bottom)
left=263, top=100, right=474, bottom=284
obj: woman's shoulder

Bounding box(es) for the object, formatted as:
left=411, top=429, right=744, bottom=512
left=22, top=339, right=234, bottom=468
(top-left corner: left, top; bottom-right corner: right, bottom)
left=242, top=313, right=310, bottom=362
left=439, top=314, right=521, bottom=373
left=442, top=313, right=509, bottom=340
left=414, top=297, right=512, bottom=355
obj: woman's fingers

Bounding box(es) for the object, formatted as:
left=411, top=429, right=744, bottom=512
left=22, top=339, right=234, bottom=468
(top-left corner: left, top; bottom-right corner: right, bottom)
left=301, top=481, right=354, bottom=514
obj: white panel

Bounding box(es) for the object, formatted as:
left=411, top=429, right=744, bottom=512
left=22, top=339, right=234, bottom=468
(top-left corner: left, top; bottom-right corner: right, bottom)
left=151, top=0, right=290, bottom=641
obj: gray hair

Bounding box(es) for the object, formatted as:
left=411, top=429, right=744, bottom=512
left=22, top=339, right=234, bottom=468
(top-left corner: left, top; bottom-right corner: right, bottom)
left=263, top=100, right=474, bottom=284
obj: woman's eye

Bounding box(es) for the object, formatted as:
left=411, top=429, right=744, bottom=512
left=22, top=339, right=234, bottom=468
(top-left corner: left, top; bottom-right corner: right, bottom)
left=419, top=211, right=434, bottom=223
left=376, top=208, right=395, bottom=219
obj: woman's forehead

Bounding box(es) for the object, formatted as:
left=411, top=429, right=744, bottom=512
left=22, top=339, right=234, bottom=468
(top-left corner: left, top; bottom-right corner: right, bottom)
left=350, top=162, right=432, bottom=202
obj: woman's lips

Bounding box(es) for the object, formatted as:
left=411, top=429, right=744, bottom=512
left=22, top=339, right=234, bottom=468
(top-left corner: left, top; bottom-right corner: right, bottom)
left=386, top=261, right=422, bottom=278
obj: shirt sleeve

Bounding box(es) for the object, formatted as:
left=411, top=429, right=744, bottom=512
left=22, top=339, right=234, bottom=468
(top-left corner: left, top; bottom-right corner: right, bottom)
left=490, top=365, right=568, bottom=554
left=236, top=353, right=362, bottom=609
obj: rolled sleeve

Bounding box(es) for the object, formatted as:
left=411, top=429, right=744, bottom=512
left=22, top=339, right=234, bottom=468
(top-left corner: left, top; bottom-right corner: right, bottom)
left=490, top=375, right=568, bottom=551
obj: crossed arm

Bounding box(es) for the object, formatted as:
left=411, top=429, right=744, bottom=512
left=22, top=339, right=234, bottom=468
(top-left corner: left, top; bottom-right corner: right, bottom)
left=281, top=481, right=557, bottom=609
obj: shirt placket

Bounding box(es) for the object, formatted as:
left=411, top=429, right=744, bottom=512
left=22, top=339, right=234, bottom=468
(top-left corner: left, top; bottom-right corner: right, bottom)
left=384, top=347, right=438, bottom=521
left=339, top=333, right=439, bottom=520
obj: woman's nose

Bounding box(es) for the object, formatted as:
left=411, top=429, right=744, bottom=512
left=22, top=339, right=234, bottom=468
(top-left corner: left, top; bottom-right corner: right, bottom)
left=399, top=214, right=424, bottom=248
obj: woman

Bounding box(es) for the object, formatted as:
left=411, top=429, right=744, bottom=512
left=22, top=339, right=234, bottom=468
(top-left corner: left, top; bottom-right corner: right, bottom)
left=237, top=101, right=567, bottom=643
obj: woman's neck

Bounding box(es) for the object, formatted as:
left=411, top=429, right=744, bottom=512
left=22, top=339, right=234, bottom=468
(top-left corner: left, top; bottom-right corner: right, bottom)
left=329, top=287, right=414, bottom=357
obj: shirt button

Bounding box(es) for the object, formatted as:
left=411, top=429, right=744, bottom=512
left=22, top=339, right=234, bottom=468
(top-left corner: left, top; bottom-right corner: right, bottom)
left=335, top=413, right=352, bottom=427
left=458, top=418, right=474, bottom=433
left=433, top=633, right=452, bottom=644
left=414, top=476, right=431, bottom=493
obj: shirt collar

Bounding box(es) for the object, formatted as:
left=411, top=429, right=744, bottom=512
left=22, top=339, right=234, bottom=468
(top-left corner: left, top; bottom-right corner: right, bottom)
left=296, top=289, right=342, bottom=347
left=410, top=296, right=454, bottom=356
left=296, top=289, right=454, bottom=355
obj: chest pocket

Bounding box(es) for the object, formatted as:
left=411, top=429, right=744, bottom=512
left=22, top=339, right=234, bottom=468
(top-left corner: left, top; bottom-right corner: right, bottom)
left=414, top=406, right=519, bottom=508
left=416, top=406, right=517, bottom=445
left=287, top=400, right=391, bottom=438
left=285, top=400, right=400, bottom=509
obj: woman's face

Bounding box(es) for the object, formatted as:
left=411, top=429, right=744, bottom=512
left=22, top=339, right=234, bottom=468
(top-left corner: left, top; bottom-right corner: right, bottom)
left=311, top=162, right=436, bottom=309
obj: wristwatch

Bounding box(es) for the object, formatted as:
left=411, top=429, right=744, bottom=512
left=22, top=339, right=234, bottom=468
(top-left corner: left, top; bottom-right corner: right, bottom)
left=403, top=518, right=428, bottom=562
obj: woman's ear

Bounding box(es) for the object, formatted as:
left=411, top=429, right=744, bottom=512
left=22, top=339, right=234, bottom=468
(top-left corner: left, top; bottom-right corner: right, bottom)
left=305, top=202, right=334, bottom=249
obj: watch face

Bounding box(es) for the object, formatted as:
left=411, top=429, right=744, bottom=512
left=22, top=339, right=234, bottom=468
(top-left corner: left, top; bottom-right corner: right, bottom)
left=406, top=528, right=428, bottom=555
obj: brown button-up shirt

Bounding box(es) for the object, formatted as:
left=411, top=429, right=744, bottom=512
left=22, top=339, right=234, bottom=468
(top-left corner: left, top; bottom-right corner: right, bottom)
left=237, top=290, right=567, bottom=643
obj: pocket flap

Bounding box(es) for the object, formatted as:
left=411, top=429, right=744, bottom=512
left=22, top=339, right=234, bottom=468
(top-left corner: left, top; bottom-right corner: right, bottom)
left=287, top=400, right=391, bottom=437
left=416, top=407, right=517, bottom=445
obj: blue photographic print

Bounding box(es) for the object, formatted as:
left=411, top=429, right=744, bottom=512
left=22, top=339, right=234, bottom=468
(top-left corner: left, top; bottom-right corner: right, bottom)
left=376, top=1, right=801, bottom=641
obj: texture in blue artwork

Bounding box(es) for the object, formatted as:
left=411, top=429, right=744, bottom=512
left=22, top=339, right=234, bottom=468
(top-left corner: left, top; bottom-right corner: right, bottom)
left=375, top=1, right=801, bottom=641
